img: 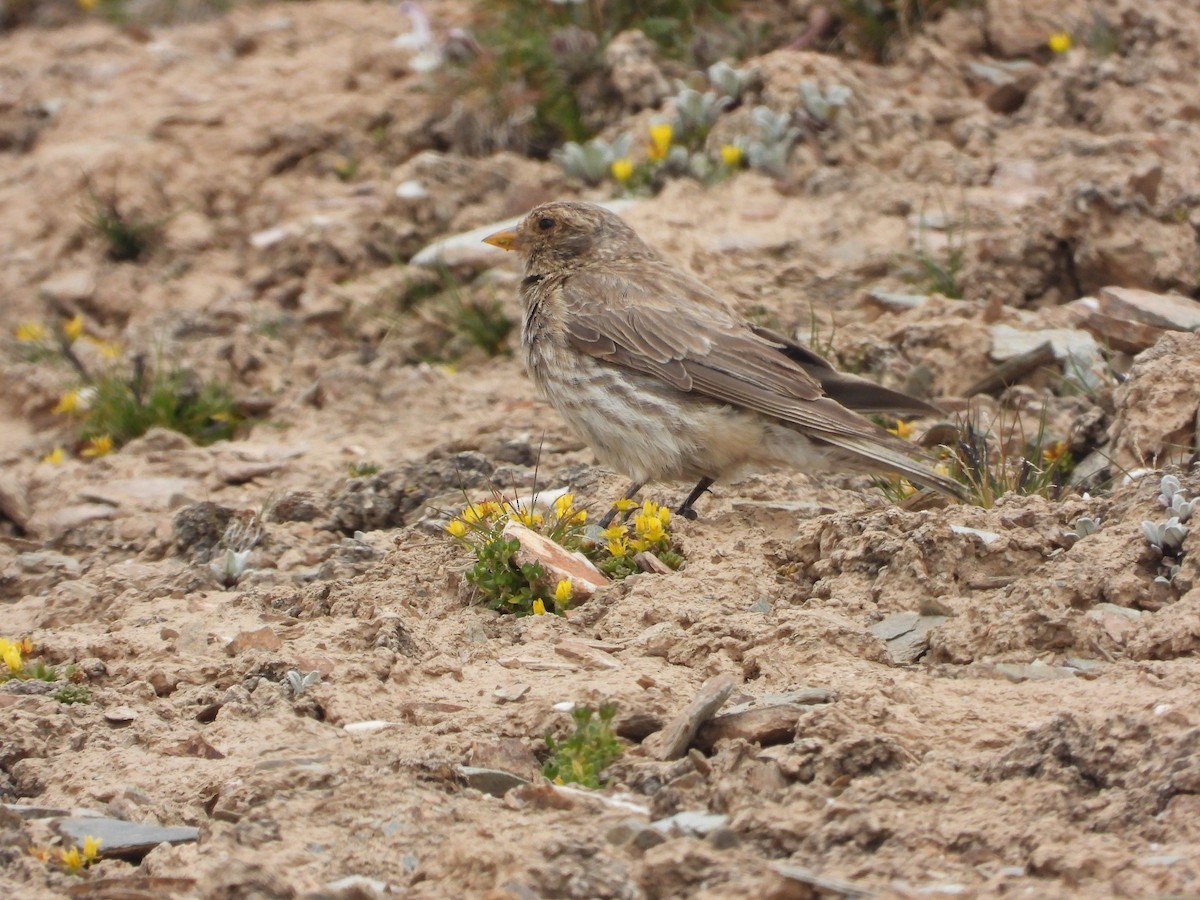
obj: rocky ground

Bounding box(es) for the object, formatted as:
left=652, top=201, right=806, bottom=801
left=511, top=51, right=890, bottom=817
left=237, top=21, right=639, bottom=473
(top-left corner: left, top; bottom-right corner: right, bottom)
left=2, top=1, right=1199, bottom=897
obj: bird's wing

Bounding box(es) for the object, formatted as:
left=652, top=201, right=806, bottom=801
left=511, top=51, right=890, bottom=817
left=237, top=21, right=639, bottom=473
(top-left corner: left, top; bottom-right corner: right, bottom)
left=561, top=269, right=888, bottom=443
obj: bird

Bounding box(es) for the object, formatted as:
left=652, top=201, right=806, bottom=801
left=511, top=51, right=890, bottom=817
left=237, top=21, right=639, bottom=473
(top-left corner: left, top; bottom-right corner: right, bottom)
left=482, top=200, right=964, bottom=524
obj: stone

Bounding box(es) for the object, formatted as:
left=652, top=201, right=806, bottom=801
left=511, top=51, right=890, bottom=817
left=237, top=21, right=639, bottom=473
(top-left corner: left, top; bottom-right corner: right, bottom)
left=988, top=324, right=1100, bottom=364
left=502, top=521, right=609, bottom=600
left=57, top=816, right=199, bottom=859
left=646, top=674, right=736, bottom=761
left=652, top=810, right=729, bottom=837
left=225, top=626, right=283, bottom=654
left=0, top=473, right=31, bottom=532
left=45, top=504, right=116, bottom=536
left=81, top=477, right=198, bottom=511
left=696, top=688, right=836, bottom=751
left=38, top=269, right=96, bottom=306
left=554, top=638, right=621, bottom=670
left=864, top=289, right=928, bottom=313
left=103, top=706, right=138, bottom=724
left=459, top=766, right=529, bottom=797
left=1108, top=332, right=1200, bottom=469
left=869, top=612, right=949, bottom=665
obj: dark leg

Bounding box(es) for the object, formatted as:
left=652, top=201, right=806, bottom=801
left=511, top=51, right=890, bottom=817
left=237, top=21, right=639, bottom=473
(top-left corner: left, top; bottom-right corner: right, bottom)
left=676, top=477, right=714, bottom=520
left=598, top=480, right=645, bottom=528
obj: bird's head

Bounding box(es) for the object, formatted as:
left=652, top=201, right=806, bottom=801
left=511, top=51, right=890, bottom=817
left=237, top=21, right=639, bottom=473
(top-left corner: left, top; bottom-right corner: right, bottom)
left=483, top=201, right=649, bottom=275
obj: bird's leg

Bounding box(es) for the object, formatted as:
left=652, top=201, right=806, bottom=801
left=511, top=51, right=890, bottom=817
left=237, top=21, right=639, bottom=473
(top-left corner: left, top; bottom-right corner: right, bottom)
left=598, top=481, right=645, bottom=528
left=676, top=477, right=714, bottom=520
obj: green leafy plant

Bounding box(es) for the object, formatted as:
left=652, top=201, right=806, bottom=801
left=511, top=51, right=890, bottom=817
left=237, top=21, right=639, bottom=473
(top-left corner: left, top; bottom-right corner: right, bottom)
left=542, top=703, right=622, bottom=788
left=53, top=684, right=93, bottom=705
left=82, top=189, right=162, bottom=263
left=447, top=493, right=681, bottom=615
left=348, top=461, right=382, bottom=478
left=945, top=408, right=1073, bottom=508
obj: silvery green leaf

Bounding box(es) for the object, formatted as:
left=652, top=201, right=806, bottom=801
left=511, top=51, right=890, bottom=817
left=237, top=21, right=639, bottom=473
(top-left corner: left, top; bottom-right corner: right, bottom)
left=1159, top=474, right=1181, bottom=504
left=1170, top=495, right=1195, bottom=522
left=1072, top=516, right=1099, bottom=538
left=707, top=61, right=746, bottom=100
left=662, top=144, right=691, bottom=176
left=1141, top=520, right=1163, bottom=548
left=751, top=105, right=793, bottom=144
left=1161, top=522, right=1188, bottom=553
left=800, top=80, right=830, bottom=123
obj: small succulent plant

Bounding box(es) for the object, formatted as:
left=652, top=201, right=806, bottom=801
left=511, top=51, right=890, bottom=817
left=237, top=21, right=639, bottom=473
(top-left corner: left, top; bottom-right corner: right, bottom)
left=286, top=669, right=321, bottom=696
left=210, top=548, right=252, bottom=588
left=671, top=87, right=732, bottom=141
left=1157, top=475, right=1196, bottom=522
left=799, top=80, right=853, bottom=126
left=555, top=134, right=634, bottom=185
left=706, top=61, right=754, bottom=102
left=1142, top=518, right=1188, bottom=556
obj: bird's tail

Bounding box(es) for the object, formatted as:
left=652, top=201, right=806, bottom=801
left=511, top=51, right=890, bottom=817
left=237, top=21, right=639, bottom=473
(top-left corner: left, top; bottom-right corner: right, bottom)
left=818, top=432, right=968, bottom=501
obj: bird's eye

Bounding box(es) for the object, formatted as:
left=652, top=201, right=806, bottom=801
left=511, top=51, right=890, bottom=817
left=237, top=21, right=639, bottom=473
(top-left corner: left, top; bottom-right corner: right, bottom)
left=538, top=217, right=555, bottom=231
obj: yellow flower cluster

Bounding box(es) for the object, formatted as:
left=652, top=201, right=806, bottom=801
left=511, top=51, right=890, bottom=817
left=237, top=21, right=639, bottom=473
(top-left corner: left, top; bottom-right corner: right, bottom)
left=648, top=122, right=673, bottom=161
left=82, top=435, right=114, bottom=458
left=48, top=836, right=102, bottom=872
left=888, top=419, right=915, bottom=440
left=1, top=637, right=26, bottom=674
left=602, top=499, right=672, bottom=558
left=447, top=493, right=588, bottom=539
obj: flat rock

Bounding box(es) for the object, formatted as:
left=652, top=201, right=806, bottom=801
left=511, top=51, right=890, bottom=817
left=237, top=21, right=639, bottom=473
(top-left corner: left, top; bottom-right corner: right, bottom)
left=646, top=674, right=736, bottom=761
left=39, top=269, right=96, bottom=305
left=45, top=503, right=116, bottom=535
left=988, top=324, right=1100, bottom=363
left=103, top=706, right=138, bottom=724
left=57, top=816, right=199, bottom=858
left=869, top=613, right=948, bottom=665
left=458, top=766, right=530, bottom=797
left=502, top=521, right=609, bottom=600
left=0, top=473, right=31, bottom=532
left=410, top=200, right=638, bottom=270
left=225, top=626, right=283, bottom=654
left=696, top=688, right=835, bottom=750
left=80, top=477, right=198, bottom=510
left=864, top=289, right=929, bottom=313
left=652, top=810, right=728, bottom=837
left=1096, top=286, right=1200, bottom=331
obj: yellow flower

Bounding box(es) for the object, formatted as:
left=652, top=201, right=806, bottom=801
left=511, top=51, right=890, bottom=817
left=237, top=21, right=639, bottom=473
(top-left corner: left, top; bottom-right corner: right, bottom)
left=82, top=434, right=114, bottom=458
left=81, top=836, right=102, bottom=864
left=91, top=339, right=122, bottom=360
left=1048, top=32, right=1072, bottom=53
left=554, top=579, right=573, bottom=604
left=41, top=446, right=65, bottom=465
left=648, top=122, right=672, bottom=161
left=52, top=391, right=81, bottom=415
left=657, top=506, right=670, bottom=525
left=515, top=508, right=543, bottom=528
left=601, top=524, right=628, bottom=541
left=1043, top=440, right=1068, bottom=464
left=446, top=519, right=467, bottom=538
left=78, top=0, right=98, bottom=9
left=1, top=639, right=23, bottom=673
left=720, top=144, right=743, bottom=167
left=62, top=314, right=85, bottom=343
left=18, top=637, right=35, bottom=655
left=606, top=536, right=628, bottom=557
left=888, top=419, right=915, bottom=440
left=531, top=598, right=547, bottom=616
left=59, top=846, right=82, bottom=872
left=614, top=498, right=638, bottom=512
left=610, top=158, right=634, bottom=183
left=554, top=493, right=575, bottom=519
left=15, top=322, right=47, bottom=342
left=895, top=478, right=917, bottom=499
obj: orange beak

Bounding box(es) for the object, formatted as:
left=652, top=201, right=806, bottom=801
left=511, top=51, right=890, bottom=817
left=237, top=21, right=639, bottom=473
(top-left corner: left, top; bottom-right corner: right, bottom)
left=482, top=228, right=519, bottom=252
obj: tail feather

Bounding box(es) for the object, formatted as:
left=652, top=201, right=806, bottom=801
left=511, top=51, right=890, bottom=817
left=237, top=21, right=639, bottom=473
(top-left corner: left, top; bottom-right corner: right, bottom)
left=819, top=433, right=967, bottom=500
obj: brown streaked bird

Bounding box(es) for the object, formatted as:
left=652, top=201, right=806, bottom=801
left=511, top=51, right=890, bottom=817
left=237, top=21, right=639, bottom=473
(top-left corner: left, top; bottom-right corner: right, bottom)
left=483, top=200, right=964, bottom=524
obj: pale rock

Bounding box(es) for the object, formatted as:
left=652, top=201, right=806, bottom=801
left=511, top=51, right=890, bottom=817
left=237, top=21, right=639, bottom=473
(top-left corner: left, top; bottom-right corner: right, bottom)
left=225, top=626, right=283, bottom=655
left=988, top=324, right=1100, bottom=364
left=39, top=269, right=96, bottom=306
left=501, top=521, right=609, bottom=600
left=80, top=477, right=198, bottom=510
